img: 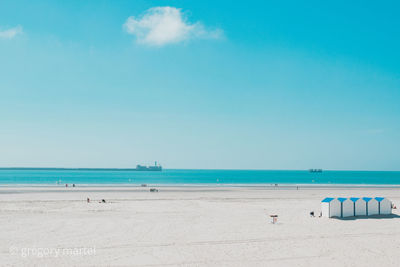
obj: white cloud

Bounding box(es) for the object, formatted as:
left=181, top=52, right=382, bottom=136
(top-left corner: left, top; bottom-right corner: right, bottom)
left=0, top=25, right=23, bottom=39
left=123, top=7, right=222, bottom=46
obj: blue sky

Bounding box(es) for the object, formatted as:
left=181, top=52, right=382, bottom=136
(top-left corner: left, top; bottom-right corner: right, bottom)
left=0, top=0, right=399, bottom=170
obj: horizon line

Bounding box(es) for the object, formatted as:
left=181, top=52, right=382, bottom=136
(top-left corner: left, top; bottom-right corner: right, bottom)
left=0, top=167, right=399, bottom=172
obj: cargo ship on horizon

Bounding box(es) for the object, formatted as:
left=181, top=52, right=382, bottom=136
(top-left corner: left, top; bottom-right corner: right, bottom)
left=136, top=162, right=162, bottom=171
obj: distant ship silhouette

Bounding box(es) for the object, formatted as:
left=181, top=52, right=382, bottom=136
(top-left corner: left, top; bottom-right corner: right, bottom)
left=136, top=162, right=162, bottom=171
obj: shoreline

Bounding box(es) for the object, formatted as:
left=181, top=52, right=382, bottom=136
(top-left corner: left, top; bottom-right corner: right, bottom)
left=2, top=170, right=400, bottom=188
left=1, top=183, right=400, bottom=189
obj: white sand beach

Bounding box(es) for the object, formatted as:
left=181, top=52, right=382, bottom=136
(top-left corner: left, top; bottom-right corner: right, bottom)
left=1, top=186, right=400, bottom=266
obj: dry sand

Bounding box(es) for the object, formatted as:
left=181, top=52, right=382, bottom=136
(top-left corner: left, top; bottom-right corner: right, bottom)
left=1, top=186, right=399, bottom=266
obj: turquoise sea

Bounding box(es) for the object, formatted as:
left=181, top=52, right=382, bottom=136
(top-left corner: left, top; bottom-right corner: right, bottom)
left=0, top=169, right=399, bottom=185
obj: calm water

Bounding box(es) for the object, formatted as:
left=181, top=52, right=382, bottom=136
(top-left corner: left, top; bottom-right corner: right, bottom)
left=0, top=169, right=399, bottom=185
